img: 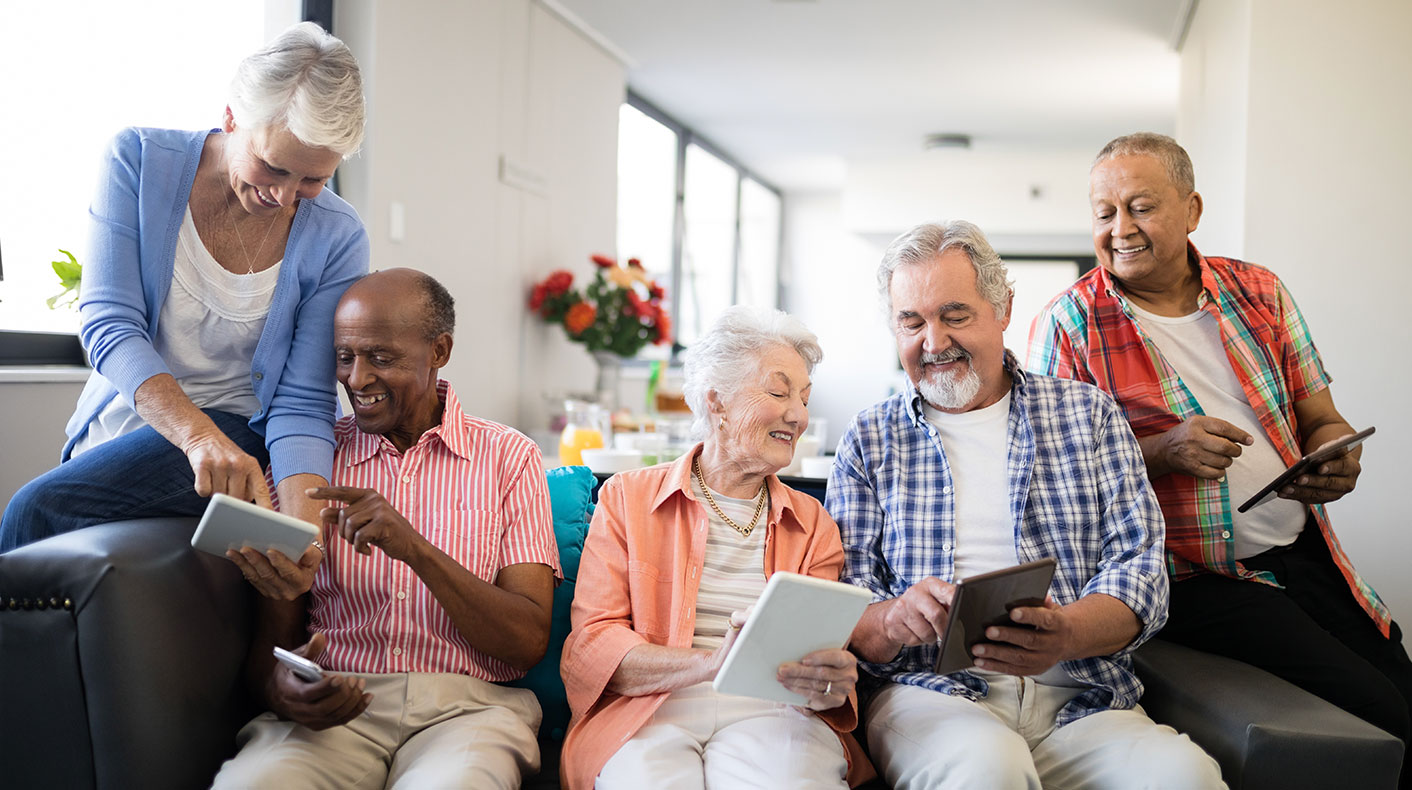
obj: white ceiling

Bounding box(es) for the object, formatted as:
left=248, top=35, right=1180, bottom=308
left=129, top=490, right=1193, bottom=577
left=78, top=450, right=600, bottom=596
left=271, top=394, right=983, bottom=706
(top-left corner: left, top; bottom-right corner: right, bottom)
left=551, top=0, right=1189, bottom=191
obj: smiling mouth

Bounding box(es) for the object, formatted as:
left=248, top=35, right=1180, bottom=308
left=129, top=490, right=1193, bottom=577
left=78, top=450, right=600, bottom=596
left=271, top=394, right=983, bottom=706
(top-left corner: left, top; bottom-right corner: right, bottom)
left=254, top=188, right=279, bottom=208
left=768, top=431, right=793, bottom=442
left=353, top=393, right=387, bottom=407
left=1114, top=244, right=1150, bottom=255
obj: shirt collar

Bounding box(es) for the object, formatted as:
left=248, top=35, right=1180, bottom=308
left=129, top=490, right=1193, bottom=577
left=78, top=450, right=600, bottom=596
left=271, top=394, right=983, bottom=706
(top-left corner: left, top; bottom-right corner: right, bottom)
left=1096, top=241, right=1219, bottom=312
left=342, top=379, right=469, bottom=466
left=904, top=350, right=1026, bottom=428
left=650, top=441, right=801, bottom=527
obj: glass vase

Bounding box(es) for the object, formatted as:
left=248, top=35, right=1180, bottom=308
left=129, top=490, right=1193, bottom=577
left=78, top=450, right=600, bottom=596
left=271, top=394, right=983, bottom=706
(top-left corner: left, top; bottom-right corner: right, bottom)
left=592, top=351, right=622, bottom=412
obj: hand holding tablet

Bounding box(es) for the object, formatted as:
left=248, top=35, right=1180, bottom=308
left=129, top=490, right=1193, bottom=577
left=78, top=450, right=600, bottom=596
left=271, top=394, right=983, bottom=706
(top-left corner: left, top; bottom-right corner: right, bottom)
left=1238, top=427, right=1374, bottom=512
left=934, top=558, right=1058, bottom=675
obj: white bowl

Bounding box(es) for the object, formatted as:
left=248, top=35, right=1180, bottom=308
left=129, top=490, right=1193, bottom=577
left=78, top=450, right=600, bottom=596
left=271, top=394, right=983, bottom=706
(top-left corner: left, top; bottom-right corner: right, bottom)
left=580, top=448, right=645, bottom=474
left=799, top=455, right=835, bottom=479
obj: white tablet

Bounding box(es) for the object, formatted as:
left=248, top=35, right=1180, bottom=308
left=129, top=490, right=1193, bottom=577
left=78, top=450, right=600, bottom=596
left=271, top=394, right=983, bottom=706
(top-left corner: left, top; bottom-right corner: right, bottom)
left=712, top=572, right=873, bottom=705
left=191, top=493, right=319, bottom=561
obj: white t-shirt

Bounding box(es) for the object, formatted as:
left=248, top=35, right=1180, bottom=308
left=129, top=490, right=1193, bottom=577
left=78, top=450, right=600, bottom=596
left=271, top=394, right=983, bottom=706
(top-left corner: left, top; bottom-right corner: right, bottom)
left=1129, top=303, right=1306, bottom=558
left=73, top=207, right=280, bottom=455
left=923, top=392, right=1077, bottom=687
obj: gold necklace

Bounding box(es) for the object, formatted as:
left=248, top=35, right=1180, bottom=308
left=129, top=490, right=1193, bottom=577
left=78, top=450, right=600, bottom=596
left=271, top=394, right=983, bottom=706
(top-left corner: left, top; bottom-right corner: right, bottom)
left=693, top=455, right=768, bottom=538
left=219, top=143, right=279, bottom=275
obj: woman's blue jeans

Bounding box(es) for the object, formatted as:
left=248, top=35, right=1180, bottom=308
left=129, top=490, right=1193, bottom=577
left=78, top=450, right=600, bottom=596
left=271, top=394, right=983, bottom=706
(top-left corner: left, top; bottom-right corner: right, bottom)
left=0, top=409, right=268, bottom=553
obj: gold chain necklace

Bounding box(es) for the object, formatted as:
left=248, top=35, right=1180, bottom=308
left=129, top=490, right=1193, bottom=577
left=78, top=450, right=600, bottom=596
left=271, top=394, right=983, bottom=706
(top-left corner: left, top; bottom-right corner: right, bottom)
left=219, top=143, right=279, bottom=275
left=693, top=455, right=768, bottom=538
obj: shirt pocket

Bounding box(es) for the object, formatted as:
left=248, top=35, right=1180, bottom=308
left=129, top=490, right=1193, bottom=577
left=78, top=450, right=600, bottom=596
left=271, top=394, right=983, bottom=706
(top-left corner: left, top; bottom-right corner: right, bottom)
left=627, top=559, right=674, bottom=639
left=424, top=508, right=504, bottom=583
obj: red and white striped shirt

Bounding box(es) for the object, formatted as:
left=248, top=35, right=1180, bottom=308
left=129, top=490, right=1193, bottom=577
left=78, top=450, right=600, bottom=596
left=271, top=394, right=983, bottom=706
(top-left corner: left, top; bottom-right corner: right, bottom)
left=307, top=380, right=561, bottom=681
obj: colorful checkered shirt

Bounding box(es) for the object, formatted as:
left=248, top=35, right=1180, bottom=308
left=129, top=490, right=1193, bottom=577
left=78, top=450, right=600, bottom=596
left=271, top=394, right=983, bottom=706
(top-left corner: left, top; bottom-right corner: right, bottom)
left=827, top=355, right=1168, bottom=725
left=1026, top=243, right=1389, bottom=636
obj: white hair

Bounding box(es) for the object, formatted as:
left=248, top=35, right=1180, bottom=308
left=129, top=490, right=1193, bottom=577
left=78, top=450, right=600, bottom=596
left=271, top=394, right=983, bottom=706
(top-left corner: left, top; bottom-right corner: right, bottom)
left=682, top=305, right=823, bottom=441
left=877, top=220, right=1013, bottom=320
left=227, top=22, right=365, bottom=157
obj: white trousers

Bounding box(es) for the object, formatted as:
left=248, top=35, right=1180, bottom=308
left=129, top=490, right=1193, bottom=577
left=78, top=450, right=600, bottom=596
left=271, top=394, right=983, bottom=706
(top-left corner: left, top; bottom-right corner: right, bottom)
left=211, top=672, right=542, bottom=790
left=867, top=677, right=1226, bottom=790
left=596, top=681, right=848, bottom=789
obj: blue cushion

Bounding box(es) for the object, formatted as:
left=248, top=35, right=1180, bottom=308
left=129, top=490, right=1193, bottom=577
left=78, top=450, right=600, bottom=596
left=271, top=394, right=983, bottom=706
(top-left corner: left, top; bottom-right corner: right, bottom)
left=506, top=465, right=595, bottom=740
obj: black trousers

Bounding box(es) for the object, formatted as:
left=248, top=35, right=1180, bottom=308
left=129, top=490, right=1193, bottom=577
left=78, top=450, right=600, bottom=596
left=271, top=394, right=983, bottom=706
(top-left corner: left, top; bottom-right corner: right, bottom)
left=1160, top=524, right=1412, bottom=788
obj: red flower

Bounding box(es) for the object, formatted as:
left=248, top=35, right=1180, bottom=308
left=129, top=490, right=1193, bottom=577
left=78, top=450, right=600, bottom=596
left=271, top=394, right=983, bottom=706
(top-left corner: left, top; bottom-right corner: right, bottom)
left=565, top=302, right=597, bottom=334
left=544, top=270, right=573, bottom=295
left=624, top=289, right=647, bottom=318
left=627, top=257, right=643, bottom=269
left=528, top=282, right=549, bottom=311
left=647, top=281, right=665, bottom=301
left=654, top=312, right=673, bottom=345
left=590, top=254, right=616, bottom=268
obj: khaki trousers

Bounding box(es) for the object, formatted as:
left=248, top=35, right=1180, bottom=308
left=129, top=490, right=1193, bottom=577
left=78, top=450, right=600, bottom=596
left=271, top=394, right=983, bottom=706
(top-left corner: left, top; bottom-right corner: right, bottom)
left=212, top=672, right=541, bottom=790
left=866, top=677, right=1225, bottom=790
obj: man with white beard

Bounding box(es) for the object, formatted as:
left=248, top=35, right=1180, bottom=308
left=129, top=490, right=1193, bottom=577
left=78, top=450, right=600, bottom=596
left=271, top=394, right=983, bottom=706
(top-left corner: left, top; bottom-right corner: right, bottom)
left=826, top=221, right=1224, bottom=789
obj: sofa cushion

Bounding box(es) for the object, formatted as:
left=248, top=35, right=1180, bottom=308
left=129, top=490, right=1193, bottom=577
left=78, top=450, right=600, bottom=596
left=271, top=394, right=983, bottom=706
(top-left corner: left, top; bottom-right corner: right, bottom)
left=507, top=465, right=596, bottom=740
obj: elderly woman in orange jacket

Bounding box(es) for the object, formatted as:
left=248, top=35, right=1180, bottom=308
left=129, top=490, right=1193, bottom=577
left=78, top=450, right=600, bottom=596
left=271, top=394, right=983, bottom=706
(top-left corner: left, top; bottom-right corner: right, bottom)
left=560, top=305, right=868, bottom=789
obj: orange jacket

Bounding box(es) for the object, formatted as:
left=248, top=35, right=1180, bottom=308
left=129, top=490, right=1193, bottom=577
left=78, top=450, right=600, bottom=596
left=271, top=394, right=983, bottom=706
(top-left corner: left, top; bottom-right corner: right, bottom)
left=560, top=444, right=871, bottom=789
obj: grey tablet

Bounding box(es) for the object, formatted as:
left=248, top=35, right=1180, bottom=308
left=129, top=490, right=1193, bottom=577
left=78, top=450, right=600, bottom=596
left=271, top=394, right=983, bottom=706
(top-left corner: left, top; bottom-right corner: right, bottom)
left=1238, top=426, right=1375, bottom=513
left=934, top=558, right=1058, bottom=675
left=191, top=493, right=319, bottom=561
left=712, top=572, right=873, bottom=705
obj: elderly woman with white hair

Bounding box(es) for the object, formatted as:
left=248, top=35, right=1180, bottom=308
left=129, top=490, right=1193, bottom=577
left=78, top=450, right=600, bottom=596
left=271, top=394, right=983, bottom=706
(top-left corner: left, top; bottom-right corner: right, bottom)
left=560, top=305, right=868, bottom=790
left=1, top=23, right=368, bottom=587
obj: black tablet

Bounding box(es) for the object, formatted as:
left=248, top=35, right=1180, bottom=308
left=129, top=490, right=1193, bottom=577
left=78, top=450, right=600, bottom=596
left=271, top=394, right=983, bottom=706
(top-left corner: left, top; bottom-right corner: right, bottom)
left=1237, top=426, right=1375, bottom=513
left=934, top=558, right=1058, bottom=675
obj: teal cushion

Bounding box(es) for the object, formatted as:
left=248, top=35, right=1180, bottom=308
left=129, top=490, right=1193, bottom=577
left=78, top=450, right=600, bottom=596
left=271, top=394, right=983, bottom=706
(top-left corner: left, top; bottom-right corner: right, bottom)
left=506, top=465, right=595, bottom=740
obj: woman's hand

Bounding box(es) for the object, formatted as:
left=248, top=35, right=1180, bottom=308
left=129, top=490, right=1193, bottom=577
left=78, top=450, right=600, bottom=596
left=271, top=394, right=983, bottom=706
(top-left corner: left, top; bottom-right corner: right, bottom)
left=777, top=647, right=858, bottom=711
left=183, top=429, right=272, bottom=508
left=706, top=607, right=753, bottom=678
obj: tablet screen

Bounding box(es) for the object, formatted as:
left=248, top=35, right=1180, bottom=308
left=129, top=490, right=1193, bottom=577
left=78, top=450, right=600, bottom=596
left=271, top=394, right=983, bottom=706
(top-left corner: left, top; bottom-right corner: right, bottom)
left=934, top=558, right=1057, bottom=675
left=1237, top=426, right=1374, bottom=513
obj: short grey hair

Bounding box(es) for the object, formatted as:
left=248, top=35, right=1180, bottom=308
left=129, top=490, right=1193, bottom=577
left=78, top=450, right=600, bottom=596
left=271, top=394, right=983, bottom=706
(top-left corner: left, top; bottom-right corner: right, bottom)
left=228, top=22, right=366, bottom=157
left=877, top=220, right=1013, bottom=320
left=1092, top=132, right=1195, bottom=196
left=682, top=305, right=823, bottom=441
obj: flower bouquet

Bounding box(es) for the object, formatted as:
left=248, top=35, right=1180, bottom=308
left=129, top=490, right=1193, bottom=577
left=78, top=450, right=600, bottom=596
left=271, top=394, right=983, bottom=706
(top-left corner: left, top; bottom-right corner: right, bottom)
left=529, top=254, right=672, bottom=356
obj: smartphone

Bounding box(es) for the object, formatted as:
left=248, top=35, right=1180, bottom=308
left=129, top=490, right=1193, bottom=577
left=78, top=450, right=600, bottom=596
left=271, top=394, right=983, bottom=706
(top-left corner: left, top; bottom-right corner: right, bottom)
left=273, top=646, right=324, bottom=682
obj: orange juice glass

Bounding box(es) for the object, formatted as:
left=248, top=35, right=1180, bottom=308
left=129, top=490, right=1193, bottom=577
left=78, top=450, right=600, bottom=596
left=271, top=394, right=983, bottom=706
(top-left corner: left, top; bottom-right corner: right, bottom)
left=559, top=426, right=605, bottom=466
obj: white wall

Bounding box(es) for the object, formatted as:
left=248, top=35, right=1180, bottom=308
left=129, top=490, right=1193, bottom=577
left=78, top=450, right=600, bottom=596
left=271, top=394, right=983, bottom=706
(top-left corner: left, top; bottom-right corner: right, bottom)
left=1179, top=0, right=1412, bottom=618
left=0, top=379, right=86, bottom=507
left=335, top=0, right=624, bottom=435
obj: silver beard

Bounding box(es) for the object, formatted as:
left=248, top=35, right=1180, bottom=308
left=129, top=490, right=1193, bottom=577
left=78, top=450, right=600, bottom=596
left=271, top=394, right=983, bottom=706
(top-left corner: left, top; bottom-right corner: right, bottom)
left=916, top=349, right=983, bottom=410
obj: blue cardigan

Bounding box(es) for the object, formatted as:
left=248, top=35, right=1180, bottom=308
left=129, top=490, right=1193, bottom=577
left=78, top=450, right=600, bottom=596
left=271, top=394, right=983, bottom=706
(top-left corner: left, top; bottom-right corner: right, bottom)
left=64, top=127, right=370, bottom=485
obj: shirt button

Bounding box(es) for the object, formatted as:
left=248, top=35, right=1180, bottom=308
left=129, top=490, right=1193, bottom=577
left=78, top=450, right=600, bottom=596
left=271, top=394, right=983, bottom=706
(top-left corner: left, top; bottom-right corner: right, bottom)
left=1221, top=530, right=1232, bottom=539
left=392, top=647, right=402, bottom=656
left=942, top=542, right=952, bottom=553
left=397, top=591, right=407, bottom=600
left=253, top=372, right=263, bottom=380
left=942, top=486, right=953, bottom=494
left=402, top=475, right=412, bottom=483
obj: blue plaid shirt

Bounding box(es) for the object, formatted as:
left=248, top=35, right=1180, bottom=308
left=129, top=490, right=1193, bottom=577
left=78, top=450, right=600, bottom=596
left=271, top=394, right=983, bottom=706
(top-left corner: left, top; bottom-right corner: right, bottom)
left=827, top=354, right=1168, bottom=726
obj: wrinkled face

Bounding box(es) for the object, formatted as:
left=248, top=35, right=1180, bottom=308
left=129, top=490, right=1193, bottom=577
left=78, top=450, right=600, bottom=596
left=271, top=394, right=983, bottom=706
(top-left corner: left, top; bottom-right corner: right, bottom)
left=714, top=344, right=812, bottom=474
left=1089, top=154, right=1202, bottom=293
left=334, top=293, right=449, bottom=447
left=223, top=114, right=341, bottom=216
left=890, top=250, right=1011, bottom=413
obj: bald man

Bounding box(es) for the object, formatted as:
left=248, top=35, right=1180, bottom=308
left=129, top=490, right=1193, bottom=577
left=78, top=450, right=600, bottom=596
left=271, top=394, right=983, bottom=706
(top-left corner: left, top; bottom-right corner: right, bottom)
left=215, top=269, right=562, bottom=790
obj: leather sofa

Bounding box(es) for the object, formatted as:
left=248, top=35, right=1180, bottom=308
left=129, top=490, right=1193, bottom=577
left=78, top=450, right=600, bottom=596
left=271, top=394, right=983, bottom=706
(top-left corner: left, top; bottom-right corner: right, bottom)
left=0, top=516, right=1402, bottom=789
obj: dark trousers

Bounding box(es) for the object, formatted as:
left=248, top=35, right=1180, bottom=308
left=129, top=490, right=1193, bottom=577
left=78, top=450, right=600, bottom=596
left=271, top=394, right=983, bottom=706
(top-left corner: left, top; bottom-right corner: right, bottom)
left=1160, top=524, right=1412, bottom=788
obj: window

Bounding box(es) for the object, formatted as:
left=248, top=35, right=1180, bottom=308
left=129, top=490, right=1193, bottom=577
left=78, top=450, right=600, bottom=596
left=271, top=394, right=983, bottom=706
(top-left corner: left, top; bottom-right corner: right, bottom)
left=0, top=2, right=299, bottom=341
left=614, top=93, right=782, bottom=351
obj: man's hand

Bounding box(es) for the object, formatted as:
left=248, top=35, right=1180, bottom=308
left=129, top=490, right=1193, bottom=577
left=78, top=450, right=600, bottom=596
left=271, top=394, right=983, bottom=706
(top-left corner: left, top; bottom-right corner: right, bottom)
left=969, top=598, right=1075, bottom=676
left=1148, top=416, right=1254, bottom=479
left=881, top=577, right=957, bottom=648
left=184, top=431, right=272, bottom=508
left=227, top=543, right=322, bottom=600
left=1280, top=434, right=1362, bottom=505
left=777, top=648, right=857, bottom=712
left=308, top=486, right=425, bottom=561
left=265, top=633, right=371, bottom=730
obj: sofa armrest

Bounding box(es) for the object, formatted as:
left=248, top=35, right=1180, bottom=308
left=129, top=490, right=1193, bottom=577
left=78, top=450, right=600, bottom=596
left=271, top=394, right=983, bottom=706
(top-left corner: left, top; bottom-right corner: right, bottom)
left=0, top=519, right=256, bottom=790
left=1135, top=638, right=1403, bottom=790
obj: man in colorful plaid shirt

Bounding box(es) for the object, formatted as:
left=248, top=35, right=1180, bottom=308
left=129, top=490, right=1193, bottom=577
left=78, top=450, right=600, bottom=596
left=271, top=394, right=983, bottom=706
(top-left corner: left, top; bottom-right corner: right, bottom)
left=830, top=221, right=1221, bottom=789
left=1028, top=132, right=1412, bottom=781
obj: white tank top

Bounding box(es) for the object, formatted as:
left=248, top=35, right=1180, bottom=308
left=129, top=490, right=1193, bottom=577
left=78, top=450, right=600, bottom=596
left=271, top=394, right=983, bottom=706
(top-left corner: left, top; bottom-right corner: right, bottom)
left=73, top=207, right=280, bottom=454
